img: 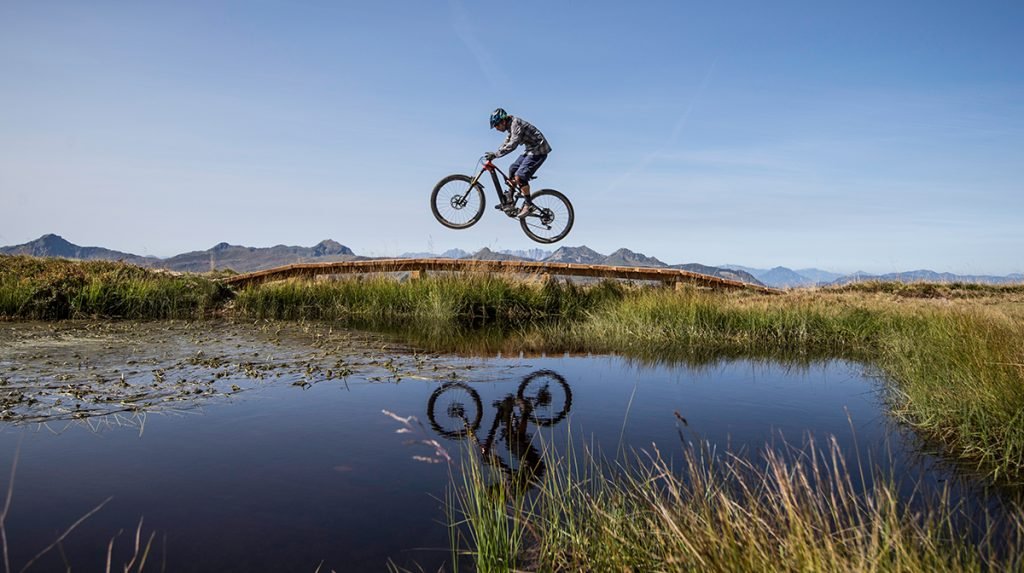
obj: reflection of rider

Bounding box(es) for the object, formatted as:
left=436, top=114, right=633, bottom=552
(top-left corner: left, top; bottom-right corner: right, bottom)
left=486, top=394, right=544, bottom=494
left=484, top=108, right=552, bottom=218
left=426, top=369, right=571, bottom=494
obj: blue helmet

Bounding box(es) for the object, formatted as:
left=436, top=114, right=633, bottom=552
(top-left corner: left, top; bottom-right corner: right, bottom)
left=489, top=108, right=509, bottom=128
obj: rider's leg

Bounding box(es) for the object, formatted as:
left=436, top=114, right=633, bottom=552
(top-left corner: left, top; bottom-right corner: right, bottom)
left=514, top=176, right=531, bottom=198
left=515, top=177, right=534, bottom=218
left=514, top=154, right=547, bottom=217
left=507, top=154, right=527, bottom=203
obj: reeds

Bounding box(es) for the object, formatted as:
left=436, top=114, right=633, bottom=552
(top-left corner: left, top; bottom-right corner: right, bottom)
left=232, top=272, right=622, bottom=324
left=451, top=445, right=533, bottom=573
left=453, top=435, right=1024, bottom=572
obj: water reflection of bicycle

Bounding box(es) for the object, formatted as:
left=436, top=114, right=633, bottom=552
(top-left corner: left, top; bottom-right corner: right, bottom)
left=427, top=370, right=572, bottom=490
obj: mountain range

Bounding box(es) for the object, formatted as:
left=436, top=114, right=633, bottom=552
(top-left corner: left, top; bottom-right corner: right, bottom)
left=4, top=234, right=1020, bottom=287
left=721, top=264, right=1024, bottom=288
left=1, top=234, right=763, bottom=284
left=1, top=234, right=360, bottom=273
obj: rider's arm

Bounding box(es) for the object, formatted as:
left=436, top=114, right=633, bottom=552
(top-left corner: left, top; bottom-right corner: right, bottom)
left=494, top=119, right=522, bottom=158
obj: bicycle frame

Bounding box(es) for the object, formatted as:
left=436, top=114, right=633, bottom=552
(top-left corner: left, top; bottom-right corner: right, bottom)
left=430, top=156, right=573, bottom=243
left=464, top=395, right=544, bottom=490
left=467, top=159, right=519, bottom=204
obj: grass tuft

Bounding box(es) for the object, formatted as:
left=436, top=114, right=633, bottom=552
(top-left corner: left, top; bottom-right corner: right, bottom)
left=454, top=436, right=1024, bottom=572
left=0, top=255, right=230, bottom=320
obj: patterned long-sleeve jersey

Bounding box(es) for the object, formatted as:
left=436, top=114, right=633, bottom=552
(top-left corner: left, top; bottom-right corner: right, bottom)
left=496, top=116, right=552, bottom=157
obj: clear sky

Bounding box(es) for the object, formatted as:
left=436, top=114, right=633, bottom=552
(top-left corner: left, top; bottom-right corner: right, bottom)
left=1, top=0, right=1022, bottom=274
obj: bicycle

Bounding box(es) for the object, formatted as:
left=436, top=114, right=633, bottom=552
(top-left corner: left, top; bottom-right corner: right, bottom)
left=426, top=370, right=573, bottom=490
left=430, top=156, right=575, bottom=244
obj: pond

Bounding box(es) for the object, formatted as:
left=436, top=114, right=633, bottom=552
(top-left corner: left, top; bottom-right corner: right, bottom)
left=0, top=321, right=1010, bottom=571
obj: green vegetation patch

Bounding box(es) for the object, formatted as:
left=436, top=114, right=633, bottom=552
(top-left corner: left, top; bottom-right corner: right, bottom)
left=0, top=255, right=231, bottom=320
left=233, top=273, right=625, bottom=324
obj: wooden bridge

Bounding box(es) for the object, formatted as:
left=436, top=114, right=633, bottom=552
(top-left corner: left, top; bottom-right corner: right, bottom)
left=221, top=258, right=780, bottom=294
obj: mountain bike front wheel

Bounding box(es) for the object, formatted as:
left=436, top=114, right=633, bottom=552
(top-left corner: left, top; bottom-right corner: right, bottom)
left=520, top=189, right=574, bottom=244
left=431, top=174, right=485, bottom=229
left=427, top=382, right=483, bottom=439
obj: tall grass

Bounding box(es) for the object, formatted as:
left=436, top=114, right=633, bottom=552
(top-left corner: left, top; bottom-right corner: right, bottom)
left=0, top=255, right=230, bottom=319
left=451, top=444, right=533, bottom=573
left=233, top=273, right=624, bottom=324
left=453, top=436, right=1024, bottom=572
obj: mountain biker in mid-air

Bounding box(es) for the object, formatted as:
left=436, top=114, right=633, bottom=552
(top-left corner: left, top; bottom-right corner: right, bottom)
left=484, top=108, right=552, bottom=218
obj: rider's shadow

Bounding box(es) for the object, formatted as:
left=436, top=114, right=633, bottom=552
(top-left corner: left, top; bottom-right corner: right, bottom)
left=426, top=370, right=573, bottom=492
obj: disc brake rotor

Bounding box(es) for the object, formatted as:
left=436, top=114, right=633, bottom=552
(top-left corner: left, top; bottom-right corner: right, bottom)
left=539, top=208, right=554, bottom=225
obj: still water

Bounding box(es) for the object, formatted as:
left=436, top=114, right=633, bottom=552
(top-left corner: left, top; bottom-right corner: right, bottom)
left=0, top=321, right=994, bottom=571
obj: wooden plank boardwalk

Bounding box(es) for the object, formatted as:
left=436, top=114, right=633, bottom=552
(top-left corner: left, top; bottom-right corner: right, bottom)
left=221, top=258, right=780, bottom=294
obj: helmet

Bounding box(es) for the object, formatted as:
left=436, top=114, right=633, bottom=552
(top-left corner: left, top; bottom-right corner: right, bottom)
left=489, top=108, right=509, bottom=128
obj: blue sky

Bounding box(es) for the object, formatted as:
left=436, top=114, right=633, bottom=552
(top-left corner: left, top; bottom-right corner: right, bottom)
left=1, top=1, right=1022, bottom=274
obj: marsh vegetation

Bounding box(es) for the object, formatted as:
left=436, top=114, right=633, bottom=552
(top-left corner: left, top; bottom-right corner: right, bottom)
left=3, top=254, right=1024, bottom=571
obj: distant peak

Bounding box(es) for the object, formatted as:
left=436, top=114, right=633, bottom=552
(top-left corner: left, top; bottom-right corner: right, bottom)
left=212, top=242, right=232, bottom=251
left=312, top=239, right=353, bottom=257
left=37, top=233, right=71, bottom=244
left=554, top=245, right=600, bottom=255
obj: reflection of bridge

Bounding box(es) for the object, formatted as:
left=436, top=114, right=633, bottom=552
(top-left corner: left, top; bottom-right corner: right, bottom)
left=221, top=258, right=780, bottom=293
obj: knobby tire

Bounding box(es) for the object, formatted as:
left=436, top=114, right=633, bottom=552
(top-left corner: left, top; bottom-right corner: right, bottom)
left=519, top=189, right=574, bottom=244
left=431, top=174, right=485, bottom=230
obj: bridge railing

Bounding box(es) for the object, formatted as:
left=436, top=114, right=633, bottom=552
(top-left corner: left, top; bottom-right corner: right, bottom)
left=220, top=258, right=781, bottom=294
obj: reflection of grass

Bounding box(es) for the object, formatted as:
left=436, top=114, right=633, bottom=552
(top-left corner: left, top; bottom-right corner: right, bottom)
left=0, top=256, right=230, bottom=319
left=454, top=436, right=1024, bottom=572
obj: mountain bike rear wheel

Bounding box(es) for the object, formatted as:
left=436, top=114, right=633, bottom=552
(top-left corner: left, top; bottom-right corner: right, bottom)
left=519, top=189, right=574, bottom=244
left=431, top=174, right=485, bottom=229
left=517, top=369, right=572, bottom=426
